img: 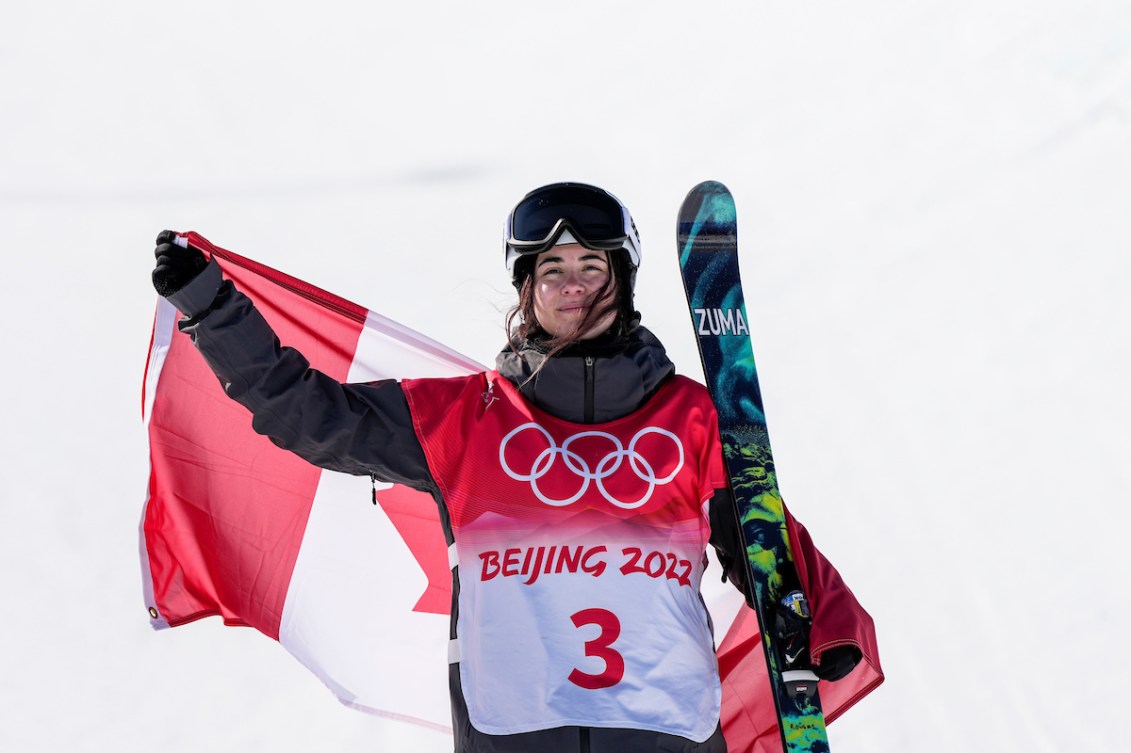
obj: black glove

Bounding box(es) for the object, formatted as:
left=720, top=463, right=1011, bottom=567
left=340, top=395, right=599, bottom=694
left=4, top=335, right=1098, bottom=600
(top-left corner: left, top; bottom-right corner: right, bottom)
left=814, top=644, right=862, bottom=682
left=152, top=230, right=208, bottom=297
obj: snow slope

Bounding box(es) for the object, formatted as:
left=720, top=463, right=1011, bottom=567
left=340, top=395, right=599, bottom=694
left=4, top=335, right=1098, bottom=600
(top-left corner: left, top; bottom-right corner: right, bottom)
left=2, top=1, right=1128, bottom=751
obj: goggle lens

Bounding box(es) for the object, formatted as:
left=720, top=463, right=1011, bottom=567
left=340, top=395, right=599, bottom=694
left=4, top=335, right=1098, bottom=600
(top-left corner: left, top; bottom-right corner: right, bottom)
left=508, top=185, right=627, bottom=249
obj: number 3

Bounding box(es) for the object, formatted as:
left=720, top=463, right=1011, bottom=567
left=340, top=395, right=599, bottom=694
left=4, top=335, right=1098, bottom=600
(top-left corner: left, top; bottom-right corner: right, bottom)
left=569, top=608, right=625, bottom=690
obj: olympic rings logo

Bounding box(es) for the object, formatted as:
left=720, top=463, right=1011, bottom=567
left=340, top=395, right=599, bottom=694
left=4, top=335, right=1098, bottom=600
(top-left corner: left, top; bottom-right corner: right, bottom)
left=499, top=423, right=685, bottom=509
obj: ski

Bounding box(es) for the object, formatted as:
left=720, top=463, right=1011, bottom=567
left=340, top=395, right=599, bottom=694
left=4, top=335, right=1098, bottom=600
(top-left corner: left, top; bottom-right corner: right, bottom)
left=677, top=181, right=829, bottom=752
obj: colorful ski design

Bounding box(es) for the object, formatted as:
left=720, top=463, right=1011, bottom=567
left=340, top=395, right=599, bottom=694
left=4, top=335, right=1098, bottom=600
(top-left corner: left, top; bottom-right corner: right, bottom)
left=677, top=181, right=829, bottom=752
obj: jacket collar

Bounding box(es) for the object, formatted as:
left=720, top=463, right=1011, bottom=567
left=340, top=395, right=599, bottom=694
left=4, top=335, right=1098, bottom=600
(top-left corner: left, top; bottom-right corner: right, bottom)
left=495, top=325, right=674, bottom=424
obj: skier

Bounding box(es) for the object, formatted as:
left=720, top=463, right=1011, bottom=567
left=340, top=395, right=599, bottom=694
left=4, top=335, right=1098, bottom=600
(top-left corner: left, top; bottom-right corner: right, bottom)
left=151, top=182, right=865, bottom=753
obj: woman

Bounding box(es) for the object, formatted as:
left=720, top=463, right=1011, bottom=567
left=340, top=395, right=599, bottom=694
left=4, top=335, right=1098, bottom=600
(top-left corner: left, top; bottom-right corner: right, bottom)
left=152, top=182, right=862, bottom=753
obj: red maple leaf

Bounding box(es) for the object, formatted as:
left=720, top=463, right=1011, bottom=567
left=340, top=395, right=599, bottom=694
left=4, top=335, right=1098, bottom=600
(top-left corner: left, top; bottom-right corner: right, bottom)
left=373, top=485, right=452, bottom=615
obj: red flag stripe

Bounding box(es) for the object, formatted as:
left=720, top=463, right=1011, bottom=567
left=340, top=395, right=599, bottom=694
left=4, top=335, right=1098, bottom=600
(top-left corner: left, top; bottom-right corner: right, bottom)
left=143, top=236, right=366, bottom=638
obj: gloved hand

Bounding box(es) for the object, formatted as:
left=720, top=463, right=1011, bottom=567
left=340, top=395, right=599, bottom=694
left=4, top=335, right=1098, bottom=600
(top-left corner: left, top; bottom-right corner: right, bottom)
left=152, top=230, right=208, bottom=296
left=814, top=644, right=862, bottom=682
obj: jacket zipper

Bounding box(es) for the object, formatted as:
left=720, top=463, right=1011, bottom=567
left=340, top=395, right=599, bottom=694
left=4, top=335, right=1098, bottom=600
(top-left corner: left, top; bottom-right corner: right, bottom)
left=584, top=356, right=595, bottom=423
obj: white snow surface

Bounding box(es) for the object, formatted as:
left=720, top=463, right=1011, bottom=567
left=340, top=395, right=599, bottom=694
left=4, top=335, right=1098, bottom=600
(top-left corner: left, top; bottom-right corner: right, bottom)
left=2, top=1, right=1128, bottom=751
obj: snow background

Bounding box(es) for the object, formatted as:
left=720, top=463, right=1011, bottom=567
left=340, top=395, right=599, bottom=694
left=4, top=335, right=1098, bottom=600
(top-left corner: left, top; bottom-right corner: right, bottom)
left=2, top=1, right=1128, bottom=750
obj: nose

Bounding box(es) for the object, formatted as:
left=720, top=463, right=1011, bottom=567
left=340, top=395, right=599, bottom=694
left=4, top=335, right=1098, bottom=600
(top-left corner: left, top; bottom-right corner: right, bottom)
left=561, top=269, right=587, bottom=294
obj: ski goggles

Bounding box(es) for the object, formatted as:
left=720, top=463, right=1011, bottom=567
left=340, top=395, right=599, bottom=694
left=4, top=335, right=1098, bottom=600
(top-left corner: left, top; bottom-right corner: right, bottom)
left=504, top=183, right=642, bottom=273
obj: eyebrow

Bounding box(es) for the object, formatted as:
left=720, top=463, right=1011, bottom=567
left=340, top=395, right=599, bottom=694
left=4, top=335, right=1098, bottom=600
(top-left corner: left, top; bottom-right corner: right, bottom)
left=537, top=253, right=608, bottom=268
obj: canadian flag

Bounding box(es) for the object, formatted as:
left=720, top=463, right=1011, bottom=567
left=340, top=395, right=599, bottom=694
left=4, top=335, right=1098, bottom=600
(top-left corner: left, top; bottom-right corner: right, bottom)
left=141, top=232, right=882, bottom=752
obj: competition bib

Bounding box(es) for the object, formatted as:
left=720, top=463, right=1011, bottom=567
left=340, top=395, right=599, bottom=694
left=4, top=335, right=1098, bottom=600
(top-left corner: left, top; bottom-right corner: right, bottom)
left=403, top=373, right=726, bottom=742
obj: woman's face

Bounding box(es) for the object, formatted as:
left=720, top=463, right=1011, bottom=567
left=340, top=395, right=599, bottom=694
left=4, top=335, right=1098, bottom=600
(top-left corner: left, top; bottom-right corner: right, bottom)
left=531, top=244, right=618, bottom=339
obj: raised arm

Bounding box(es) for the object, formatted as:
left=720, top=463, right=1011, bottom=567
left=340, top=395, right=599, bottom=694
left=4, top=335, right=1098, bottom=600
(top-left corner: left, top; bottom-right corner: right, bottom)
left=152, top=231, right=435, bottom=490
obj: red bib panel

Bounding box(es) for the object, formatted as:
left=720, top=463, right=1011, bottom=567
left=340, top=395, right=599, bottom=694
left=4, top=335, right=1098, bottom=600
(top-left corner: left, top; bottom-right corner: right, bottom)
left=403, top=373, right=726, bottom=742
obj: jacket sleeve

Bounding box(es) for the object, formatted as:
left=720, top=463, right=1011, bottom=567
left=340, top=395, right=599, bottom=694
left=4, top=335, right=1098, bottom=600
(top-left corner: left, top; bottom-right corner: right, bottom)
left=165, top=258, right=435, bottom=491
left=708, top=486, right=752, bottom=598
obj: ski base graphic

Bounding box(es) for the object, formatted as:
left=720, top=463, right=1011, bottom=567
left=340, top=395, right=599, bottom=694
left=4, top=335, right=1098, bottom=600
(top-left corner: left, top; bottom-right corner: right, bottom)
left=677, top=181, right=830, bottom=753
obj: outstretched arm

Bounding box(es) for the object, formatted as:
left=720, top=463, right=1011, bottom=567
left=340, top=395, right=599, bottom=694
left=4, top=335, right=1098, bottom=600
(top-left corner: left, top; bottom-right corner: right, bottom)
left=152, top=231, right=435, bottom=490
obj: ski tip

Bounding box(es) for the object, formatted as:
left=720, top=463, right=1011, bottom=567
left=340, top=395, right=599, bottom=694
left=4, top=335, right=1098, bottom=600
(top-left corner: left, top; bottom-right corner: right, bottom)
left=686, top=180, right=731, bottom=197
left=677, top=181, right=737, bottom=242
left=681, top=181, right=732, bottom=209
